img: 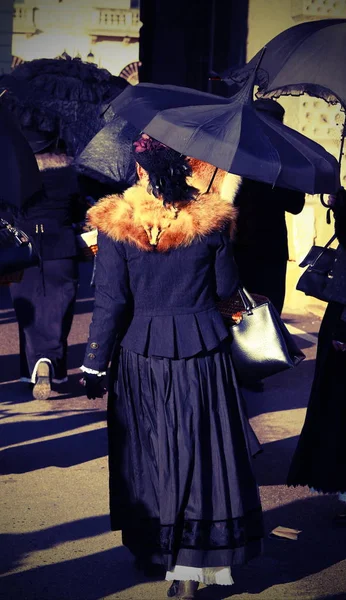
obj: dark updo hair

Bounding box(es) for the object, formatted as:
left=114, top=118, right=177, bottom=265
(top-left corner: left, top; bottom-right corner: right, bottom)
left=133, top=133, right=198, bottom=206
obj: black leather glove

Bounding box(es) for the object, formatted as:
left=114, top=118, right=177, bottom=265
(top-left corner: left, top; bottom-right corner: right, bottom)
left=80, top=373, right=106, bottom=399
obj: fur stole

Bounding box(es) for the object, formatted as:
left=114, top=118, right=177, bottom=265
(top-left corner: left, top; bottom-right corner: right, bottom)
left=88, top=180, right=240, bottom=252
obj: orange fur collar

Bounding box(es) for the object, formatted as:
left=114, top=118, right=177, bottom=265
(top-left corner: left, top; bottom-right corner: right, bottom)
left=88, top=182, right=239, bottom=252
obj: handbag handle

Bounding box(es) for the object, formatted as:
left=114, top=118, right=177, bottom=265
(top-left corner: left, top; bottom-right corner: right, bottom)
left=309, top=233, right=337, bottom=268
left=238, top=286, right=257, bottom=314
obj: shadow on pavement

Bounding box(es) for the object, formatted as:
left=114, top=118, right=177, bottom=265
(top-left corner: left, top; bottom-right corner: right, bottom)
left=0, top=408, right=105, bottom=448
left=0, top=426, right=107, bottom=475
left=0, top=544, right=153, bottom=600
left=244, top=356, right=315, bottom=419
left=0, top=345, right=88, bottom=389
left=0, top=372, right=90, bottom=401
left=0, top=309, right=16, bottom=325
left=1, top=495, right=346, bottom=600
left=254, top=435, right=298, bottom=487
left=0, top=354, right=21, bottom=385
left=198, top=494, right=346, bottom=598
left=0, top=514, right=110, bottom=576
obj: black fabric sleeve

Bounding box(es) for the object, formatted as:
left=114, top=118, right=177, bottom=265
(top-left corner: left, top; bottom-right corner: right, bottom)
left=82, top=233, right=132, bottom=372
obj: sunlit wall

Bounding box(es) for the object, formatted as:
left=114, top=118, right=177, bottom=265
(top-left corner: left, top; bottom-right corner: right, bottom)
left=11, top=0, right=141, bottom=82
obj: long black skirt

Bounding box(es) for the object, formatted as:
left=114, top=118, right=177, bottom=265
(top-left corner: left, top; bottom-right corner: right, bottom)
left=107, top=344, right=264, bottom=570
left=287, top=302, right=346, bottom=494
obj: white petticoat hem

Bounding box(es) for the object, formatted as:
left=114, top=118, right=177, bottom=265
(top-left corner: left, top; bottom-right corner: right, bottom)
left=165, top=565, right=234, bottom=585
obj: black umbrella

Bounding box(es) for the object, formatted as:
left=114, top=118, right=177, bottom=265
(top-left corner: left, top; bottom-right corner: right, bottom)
left=110, top=82, right=230, bottom=129
left=77, top=83, right=229, bottom=191
left=74, top=114, right=139, bottom=191
left=225, top=19, right=346, bottom=164
left=0, top=55, right=128, bottom=157
left=110, top=72, right=340, bottom=194
left=227, top=19, right=346, bottom=107
left=0, top=99, right=42, bottom=212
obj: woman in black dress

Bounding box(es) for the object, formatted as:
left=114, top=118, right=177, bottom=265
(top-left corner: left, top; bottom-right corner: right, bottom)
left=288, top=188, right=346, bottom=518
left=82, top=135, right=263, bottom=598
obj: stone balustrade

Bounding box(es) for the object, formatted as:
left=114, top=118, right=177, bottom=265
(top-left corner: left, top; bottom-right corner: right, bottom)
left=88, top=8, right=140, bottom=38
left=13, top=5, right=140, bottom=38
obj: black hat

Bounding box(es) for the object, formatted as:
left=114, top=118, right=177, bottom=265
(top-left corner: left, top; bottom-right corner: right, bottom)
left=254, top=98, right=285, bottom=122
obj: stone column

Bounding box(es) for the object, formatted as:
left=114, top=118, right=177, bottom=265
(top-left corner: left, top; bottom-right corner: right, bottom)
left=0, top=0, right=14, bottom=73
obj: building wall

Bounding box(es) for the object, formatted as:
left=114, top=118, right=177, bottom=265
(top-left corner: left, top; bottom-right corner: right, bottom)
left=247, top=0, right=346, bottom=266
left=0, top=0, right=14, bottom=74
left=11, top=0, right=140, bottom=79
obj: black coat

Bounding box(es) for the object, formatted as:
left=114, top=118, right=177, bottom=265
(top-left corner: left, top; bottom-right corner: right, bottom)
left=287, top=189, right=346, bottom=493
left=82, top=183, right=239, bottom=372
left=83, top=230, right=239, bottom=372
left=15, top=155, right=86, bottom=260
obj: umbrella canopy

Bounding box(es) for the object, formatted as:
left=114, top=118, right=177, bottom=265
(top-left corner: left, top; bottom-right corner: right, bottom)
left=110, top=82, right=230, bottom=131
left=0, top=101, right=42, bottom=212
left=0, top=55, right=128, bottom=157
left=74, top=114, right=139, bottom=191
left=227, top=19, right=346, bottom=108
left=110, top=77, right=340, bottom=195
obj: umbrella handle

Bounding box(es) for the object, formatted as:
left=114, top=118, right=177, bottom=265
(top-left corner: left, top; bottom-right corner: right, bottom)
left=320, top=193, right=329, bottom=208
left=206, top=167, right=218, bottom=193
left=319, top=194, right=333, bottom=224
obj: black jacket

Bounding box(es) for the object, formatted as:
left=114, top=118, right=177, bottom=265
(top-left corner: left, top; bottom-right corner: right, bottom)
left=82, top=183, right=239, bottom=371
left=15, top=154, right=86, bottom=261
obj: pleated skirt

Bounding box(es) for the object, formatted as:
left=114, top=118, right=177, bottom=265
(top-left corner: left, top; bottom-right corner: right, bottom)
left=107, top=344, right=264, bottom=570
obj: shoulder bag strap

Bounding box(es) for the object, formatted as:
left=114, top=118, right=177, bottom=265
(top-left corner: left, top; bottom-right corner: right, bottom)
left=309, top=233, right=337, bottom=268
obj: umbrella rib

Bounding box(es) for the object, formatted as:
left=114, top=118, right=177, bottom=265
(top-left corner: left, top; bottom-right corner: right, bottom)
left=251, top=115, right=282, bottom=184
left=268, top=118, right=333, bottom=188
left=166, top=104, right=240, bottom=153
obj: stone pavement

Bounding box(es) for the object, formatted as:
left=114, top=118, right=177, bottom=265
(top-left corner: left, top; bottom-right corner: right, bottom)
left=1, top=262, right=346, bottom=600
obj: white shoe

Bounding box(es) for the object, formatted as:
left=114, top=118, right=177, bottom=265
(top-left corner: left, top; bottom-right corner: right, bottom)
left=32, top=361, right=51, bottom=400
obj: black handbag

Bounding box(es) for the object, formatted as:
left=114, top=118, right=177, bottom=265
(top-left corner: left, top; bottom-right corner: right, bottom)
left=296, top=234, right=337, bottom=302
left=0, top=217, right=39, bottom=277
left=217, top=287, right=305, bottom=383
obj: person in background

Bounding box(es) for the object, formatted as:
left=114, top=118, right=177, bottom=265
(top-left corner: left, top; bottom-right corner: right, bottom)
left=10, top=129, right=88, bottom=400
left=81, top=134, right=263, bottom=599
left=233, top=98, right=305, bottom=315
left=287, top=187, right=346, bottom=523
